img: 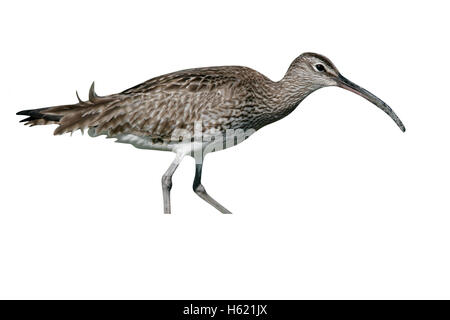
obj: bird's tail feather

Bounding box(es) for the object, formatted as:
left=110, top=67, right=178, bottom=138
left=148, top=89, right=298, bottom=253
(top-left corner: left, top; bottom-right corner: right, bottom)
left=16, top=82, right=119, bottom=135
left=17, top=107, right=63, bottom=126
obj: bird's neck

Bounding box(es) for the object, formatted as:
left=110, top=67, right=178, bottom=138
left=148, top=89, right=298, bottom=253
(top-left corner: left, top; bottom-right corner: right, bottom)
left=277, top=69, right=319, bottom=107
left=246, top=69, right=319, bottom=130
left=260, top=73, right=318, bottom=124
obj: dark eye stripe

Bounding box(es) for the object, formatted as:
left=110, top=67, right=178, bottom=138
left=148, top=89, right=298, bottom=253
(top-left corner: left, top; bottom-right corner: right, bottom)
left=315, top=64, right=325, bottom=72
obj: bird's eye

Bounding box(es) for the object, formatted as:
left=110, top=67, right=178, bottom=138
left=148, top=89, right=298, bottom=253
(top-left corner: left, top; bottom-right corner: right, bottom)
left=315, top=64, right=325, bottom=72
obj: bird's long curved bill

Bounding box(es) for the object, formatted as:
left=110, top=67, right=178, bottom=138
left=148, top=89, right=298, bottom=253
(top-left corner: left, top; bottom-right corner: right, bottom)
left=337, top=75, right=405, bottom=132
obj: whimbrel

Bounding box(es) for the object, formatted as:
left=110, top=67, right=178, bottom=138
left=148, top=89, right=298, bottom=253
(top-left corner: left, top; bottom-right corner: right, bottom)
left=17, top=52, right=405, bottom=214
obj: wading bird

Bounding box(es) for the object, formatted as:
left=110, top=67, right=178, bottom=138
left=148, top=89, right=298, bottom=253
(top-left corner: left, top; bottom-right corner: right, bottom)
left=17, top=52, right=405, bottom=214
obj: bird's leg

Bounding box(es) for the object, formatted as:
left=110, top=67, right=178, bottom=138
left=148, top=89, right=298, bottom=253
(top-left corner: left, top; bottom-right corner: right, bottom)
left=193, top=162, right=232, bottom=214
left=161, top=153, right=184, bottom=214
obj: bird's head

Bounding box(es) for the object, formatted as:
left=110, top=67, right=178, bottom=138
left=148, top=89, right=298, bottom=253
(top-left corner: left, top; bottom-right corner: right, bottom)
left=284, top=52, right=405, bottom=132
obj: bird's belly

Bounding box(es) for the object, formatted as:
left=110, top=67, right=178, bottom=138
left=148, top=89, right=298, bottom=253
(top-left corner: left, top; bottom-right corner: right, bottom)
left=201, top=129, right=254, bottom=154
left=113, top=133, right=175, bottom=151
left=95, top=126, right=256, bottom=157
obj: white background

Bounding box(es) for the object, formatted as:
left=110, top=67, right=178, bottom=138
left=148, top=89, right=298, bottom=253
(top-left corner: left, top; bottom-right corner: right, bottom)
left=1, top=0, right=449, bottom=299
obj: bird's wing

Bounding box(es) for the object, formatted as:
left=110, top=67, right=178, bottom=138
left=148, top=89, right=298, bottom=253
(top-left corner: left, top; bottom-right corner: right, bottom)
left=43, top=67, right=254, bottom=141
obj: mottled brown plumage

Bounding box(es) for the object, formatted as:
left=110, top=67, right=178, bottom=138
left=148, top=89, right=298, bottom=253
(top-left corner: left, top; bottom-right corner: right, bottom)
left=20, top=67, right=284, bottom=141
left=17, top=52, right=405, bottom=214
